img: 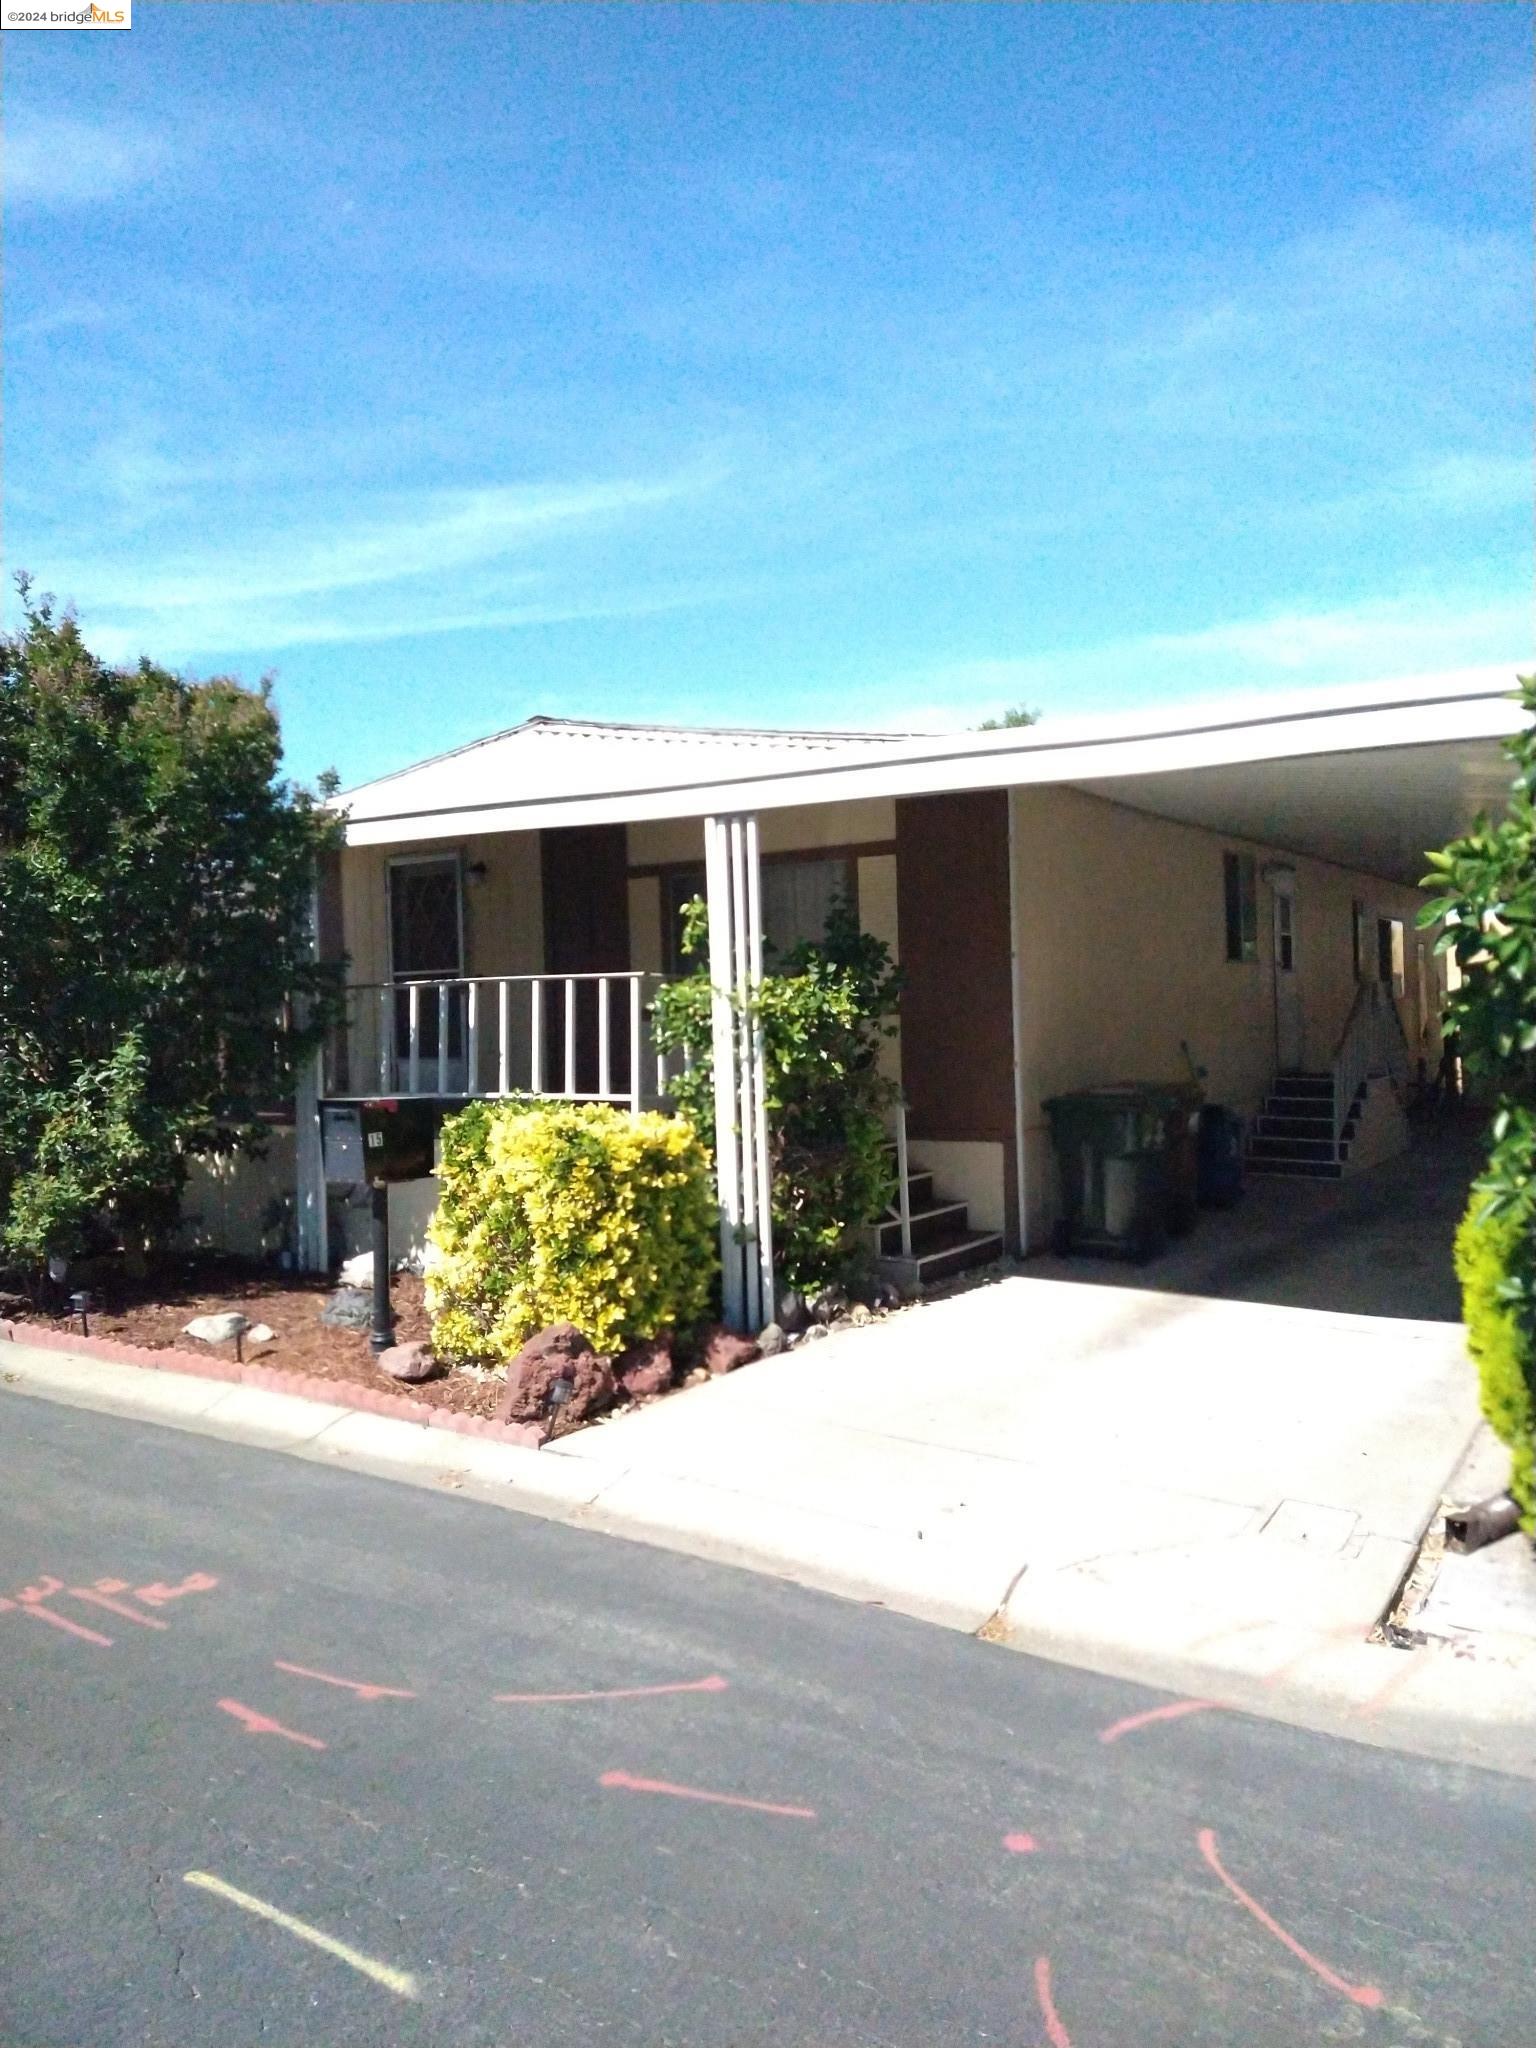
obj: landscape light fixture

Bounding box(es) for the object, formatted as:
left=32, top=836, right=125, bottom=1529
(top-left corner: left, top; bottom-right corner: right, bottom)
left=67, top=1290, right=94, bottom=1337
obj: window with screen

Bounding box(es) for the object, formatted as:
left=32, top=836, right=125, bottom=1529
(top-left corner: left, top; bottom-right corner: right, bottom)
left=662, top=855, right=857, bottom=972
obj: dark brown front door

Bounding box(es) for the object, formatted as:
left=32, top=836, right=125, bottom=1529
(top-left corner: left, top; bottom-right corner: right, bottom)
left=540, top=826, right=632, bottom=1096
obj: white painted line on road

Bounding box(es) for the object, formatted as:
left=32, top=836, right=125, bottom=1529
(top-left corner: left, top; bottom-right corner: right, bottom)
left=182, top=1871, right=420, bottom=1999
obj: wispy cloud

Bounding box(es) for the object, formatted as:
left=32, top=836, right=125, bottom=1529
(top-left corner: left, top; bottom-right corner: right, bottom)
left=1445, top=76, right=1533, bottom=168
left=5, top=110, right=171, bottom=205
left=51, top=464, right=724, bottom=658
left=864, top=590, right=1533, bottom=728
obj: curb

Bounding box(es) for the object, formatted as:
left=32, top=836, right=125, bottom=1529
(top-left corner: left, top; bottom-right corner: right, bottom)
left=0, top=1317, right=541, bottom=1448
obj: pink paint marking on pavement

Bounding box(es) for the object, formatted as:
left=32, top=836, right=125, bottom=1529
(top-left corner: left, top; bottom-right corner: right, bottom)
left=1197, top=1827, right=1384, bottom=2008
left=496, top=1675, right=728, bottom=1704
left=69, top=1584, right=169, bottom=1629
left=599, top=1769, right=815, bottom=1820
left=1002, top=1832, right=1040, bottom=1854
left=217, top=1699, right=327, bottom=1751
left=11, top=1580, right=113, bottom=1646
left=1034, top=1956, right=1073, bottom=2048
left=1099, top=1699, right=1220, bottom=1744
left=136, top=1573, right=218, bottom=1607
left=274, top=1660, right=416, bottom=1701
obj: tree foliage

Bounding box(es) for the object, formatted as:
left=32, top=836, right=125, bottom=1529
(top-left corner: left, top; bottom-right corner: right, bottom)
left=650, top=896, right=902, bottom=1298
left=979, top=703, right=1041, bottom=730
left=0, top=581, right=343, bottom=1263
left=1421, top=674, right=1536, bottom=1522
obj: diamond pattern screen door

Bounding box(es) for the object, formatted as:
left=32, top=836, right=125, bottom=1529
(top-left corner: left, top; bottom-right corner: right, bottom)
left=388, top=856, right=465, bottom=1086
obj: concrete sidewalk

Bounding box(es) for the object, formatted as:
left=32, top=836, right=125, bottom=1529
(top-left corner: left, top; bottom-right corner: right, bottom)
left=7, top=1263, right=1533, bottom=1777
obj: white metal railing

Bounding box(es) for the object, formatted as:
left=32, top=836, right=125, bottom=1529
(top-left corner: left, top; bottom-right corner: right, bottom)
left=321, top=972, right=684, bottom=1111
left=889, top=1096, right=913, bottom=1257
left=1330, top=980, right=1411, bottom=1141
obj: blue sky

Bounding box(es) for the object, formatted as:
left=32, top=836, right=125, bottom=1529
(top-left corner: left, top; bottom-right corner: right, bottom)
left=5, top=3, right=1531, bottom=788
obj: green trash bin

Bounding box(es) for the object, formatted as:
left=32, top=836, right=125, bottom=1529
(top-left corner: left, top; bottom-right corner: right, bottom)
left=1043, top=1086, right=1176, bottom=1261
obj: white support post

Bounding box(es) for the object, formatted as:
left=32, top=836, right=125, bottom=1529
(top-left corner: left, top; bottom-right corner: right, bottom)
left=408, top=984, right=421, bottom=1096
left=377, top=984, right=390, bottom=1094
left=437, top=983, right=450, bottom=1095
left=598, top=977, right=611, bottom=1100
left=563, top=977, right=577, bottom=1096
left=530, top=979, right=544, bottom=1094
left=294, top=882, right=329, bottom=1275
left=705, top=816, right=745, bottom=1331
left=467, top=980, right=480, bottom=1097
left=744, top=816, right=774, bottom=1323
left=498, top=979, right=511, bottom=1096
left=729, top=817, right=759, bottom=1331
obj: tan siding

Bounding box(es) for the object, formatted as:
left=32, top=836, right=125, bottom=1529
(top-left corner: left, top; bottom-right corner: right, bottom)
left=1011, top=784, right=1431, bottom=1246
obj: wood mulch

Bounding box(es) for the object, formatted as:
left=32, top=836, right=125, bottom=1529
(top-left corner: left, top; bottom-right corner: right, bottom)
left=0, top=1257, right=505, bottom=1421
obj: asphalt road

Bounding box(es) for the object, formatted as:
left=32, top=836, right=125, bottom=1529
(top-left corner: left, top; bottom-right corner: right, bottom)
left=2, top=1394, right=1532, bottom=2048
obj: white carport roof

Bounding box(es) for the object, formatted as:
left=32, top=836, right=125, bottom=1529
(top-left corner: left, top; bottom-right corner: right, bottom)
left=337, top=666, right=1528, bottom=886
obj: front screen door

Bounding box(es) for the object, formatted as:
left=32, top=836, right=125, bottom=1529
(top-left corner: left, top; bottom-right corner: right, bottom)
left=1272, top=876, right=1303, bottom=1071
left=389, top=857, right=464, bottom=1082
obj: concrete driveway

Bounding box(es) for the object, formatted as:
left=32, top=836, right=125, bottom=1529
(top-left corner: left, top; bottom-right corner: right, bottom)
left=550, top=1117, right=1507, bottom=1754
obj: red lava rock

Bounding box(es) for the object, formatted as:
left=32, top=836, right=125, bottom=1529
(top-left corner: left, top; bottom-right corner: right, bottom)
left=615, top=1332, right=674, bottom=1401
left=698, top=1323, right=760, bottom=1376
left=376, top=1339, right=439, bottom=1384
left=497, top=1322, right=615, bottom=1430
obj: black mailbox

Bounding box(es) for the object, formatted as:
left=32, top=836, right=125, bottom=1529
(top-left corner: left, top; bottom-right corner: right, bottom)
left=358, top=1099, right=439, bottom=1184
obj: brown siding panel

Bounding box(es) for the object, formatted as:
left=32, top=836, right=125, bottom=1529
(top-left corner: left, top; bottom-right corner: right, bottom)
left=895, top=791, right=1017, bottom=1243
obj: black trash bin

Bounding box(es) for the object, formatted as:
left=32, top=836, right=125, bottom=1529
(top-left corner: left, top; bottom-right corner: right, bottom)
left=1197, top=1104, right=1245, bottom=1208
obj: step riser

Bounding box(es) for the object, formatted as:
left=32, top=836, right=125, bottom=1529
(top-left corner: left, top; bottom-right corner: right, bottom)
left=876, top=1202, right=972, bottom=1255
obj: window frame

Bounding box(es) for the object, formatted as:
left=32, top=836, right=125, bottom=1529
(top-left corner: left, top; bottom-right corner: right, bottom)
left=1223, top=850, right=1259, bottom=964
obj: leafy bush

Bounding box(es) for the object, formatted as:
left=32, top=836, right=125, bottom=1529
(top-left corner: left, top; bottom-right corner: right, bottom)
left=1423, top=674, right=1536, bottom=1532
left=651, top=896, right=901, bottom=1296
left=1453, top=1196, right=1534, bottom=1530
left=424, top=1097, right=717, bottom=1362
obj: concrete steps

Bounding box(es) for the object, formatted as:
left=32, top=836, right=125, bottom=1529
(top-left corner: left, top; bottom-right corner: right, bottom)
left=1246, top=1070, right=1361, bottom=1180
left=874, top=1147, right=1004, bottom=1291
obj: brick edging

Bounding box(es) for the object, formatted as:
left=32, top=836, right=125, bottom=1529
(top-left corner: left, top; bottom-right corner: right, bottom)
left=0, top=1318, right=541, bottom=1447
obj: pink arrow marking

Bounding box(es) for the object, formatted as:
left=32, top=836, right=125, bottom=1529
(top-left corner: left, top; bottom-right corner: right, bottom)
left=1034, top=1956, right=1073, bottom=2048
left=9, top=1581, right=113, bottom=1646
left=496, top=1674, right=728, bottom=1704
left=599, top=1769, right=815, bottom=1819
left=217, top=1699, right=327, bottom=1751
left=1099, top=1699, right=1220, bottom=1744
left=274, top=1660, right=415, bottom=1700
left=69, top=1586, right=169, bottom=1629
left=1002, top=1832, right=1040, bottom=1854
left=1197, top=1827, right=1384, bottom=2007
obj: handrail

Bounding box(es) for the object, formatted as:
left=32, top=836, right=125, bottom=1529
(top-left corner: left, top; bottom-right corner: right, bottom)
left=1330, top=979, right=1410, bottom=1142
left=890, top=1096, right=913, bottom=1258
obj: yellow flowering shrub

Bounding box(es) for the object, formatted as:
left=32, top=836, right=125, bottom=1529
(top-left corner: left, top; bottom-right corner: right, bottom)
left=425, top=1097, right=716, bottom=1362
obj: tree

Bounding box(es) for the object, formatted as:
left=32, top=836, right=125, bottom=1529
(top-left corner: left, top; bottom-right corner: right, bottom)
left=978, top=703, right=1041, bottom=731
left=1420, top=674, right=1536, bottom=1522
left=0, top=580, right=343, bottom=1265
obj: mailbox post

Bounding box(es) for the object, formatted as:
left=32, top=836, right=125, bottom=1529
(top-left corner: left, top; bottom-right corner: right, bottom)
left=357, top=1100, right=440, bottom=1357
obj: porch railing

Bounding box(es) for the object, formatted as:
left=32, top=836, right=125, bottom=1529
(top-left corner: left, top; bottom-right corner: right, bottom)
left=889, top=1096, right=914, bottom=1258
left=321, top=972, right=686, bottom=1112
left=1330, top=979, right=1410, bottom=1143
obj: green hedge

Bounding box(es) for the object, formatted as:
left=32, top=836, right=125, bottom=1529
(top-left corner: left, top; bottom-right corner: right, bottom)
left=424, top=1097, right=717, bottom=1363
left=1453, top=1194, right=1535, bottom=1531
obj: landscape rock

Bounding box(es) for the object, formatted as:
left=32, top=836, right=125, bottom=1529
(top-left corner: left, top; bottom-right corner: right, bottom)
left=756, top=1322, right=786, bottom=1356
left=615, top=1332, right=674, bottom=1402
left=698, top=1323, right=760, bottom=1376
left=805, top=1323, right=830, bottom=1342
left=183, top=1312, right=251, bottom=1346
left=810, top=1284, right=849, bottom=1325
left=338, top=1251, right=374, bottom=1288
left=498, top=1322, right=614, bottom=1431
left=776, top=1289, right=810, bottom=1334
left=848, top=1304, right=873, bottom=1327
left=319, top=1288, right=373, bottom=1330
left=862, top=1275, right=905, bottom=1313
left=376, top=1339, right=439, bottom=1383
